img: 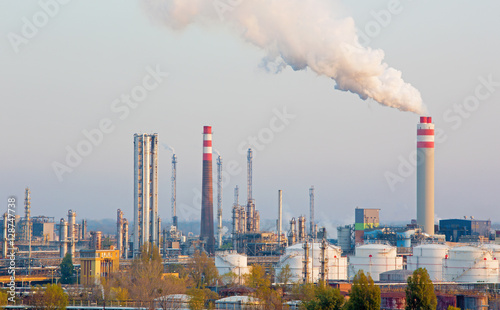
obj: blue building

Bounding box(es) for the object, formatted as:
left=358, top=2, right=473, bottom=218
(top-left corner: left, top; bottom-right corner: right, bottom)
left=439, top=219, right=491, bottom=242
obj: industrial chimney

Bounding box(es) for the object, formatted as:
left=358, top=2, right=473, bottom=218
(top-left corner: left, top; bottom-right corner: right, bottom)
left=417, top=116, right=435, bottom=235
left=200, top=126, right=215, bottom=254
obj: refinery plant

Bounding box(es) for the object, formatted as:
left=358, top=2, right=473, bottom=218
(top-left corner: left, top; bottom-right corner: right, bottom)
left=1, top=117, right=500, bottom=309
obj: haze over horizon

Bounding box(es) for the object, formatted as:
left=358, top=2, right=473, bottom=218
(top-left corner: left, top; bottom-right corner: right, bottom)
left=1, top=1, right=499, bottom=237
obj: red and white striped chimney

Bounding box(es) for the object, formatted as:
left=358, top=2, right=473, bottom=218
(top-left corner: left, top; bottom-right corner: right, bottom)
left=200, top=126, right=215, bottom=253
left=203, top=126, right=212, bottom=161
left=417, top=116, right=435, bottom=235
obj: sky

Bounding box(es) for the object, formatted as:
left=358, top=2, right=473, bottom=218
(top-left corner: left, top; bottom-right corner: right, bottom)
left=1, top=0, right=499, bottom=237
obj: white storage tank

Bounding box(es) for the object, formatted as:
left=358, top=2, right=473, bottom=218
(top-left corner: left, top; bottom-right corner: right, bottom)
left=349, top=243, right=403, bottom=281
left=215, top=251, right=250, bottom=284
left=407, top=244, right=449, bottom=282
left=443, top=246, right=499, bottom=283
left=482, top=244, right=500, bottom=282
left=275, top=242, right=347, bottom=283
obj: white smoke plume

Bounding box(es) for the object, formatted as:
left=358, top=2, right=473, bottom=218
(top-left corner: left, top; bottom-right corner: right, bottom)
left=143, top=0, right=427, bottom=115
left=162, top=143, right=175, bottom=154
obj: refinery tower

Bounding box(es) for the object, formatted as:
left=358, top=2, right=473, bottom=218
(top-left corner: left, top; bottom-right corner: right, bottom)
left=417, top=116, right=435, bottom=235
left=200, top=126, right=215, bottom=254
left=133, top=133, right=160, bottom=256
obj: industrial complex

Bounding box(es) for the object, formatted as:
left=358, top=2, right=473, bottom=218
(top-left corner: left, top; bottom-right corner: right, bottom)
left=1, top=118, right=499, bottom=309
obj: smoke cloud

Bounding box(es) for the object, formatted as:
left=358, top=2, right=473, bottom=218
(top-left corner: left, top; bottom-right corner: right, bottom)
left=162, top=143, right=175, bottom=154
left=143, top=0, right=427, bottom=115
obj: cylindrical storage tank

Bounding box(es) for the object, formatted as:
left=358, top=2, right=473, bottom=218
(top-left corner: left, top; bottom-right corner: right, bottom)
left=349, top=244, right=403, bottom=281
left=443, top=246, right=499, bottom=283
left=407, top=244, right=449, bottom=282
left=396, top=230, right=414, bottom=248
left=337, top=226, right=352, bottom=253
left=482, top=244, right=500, bottom=282
left=215, top=252, right=250, bottom=284
left=275, top=242, right=347, bottom=283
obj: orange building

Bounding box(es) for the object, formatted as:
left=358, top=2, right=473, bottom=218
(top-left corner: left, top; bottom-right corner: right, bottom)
left=80, top=247, right=119, bottom=285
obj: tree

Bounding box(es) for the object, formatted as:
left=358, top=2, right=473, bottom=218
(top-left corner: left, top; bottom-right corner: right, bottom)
left=291, top=283, right=316, bottom=303
left=405, top=268, right=437, bottom=310
left=244, top=264, right=269, bottom=288
left=187, top=288, right=204, bottom=310
left=0, top=289, right=8, bottom=309
left=188, top=251, right=219, bottom=289
left=243, top=264, right=282, bottom=310
left=301, top=285, right=345, bottom=310
left=110, top=244, right=186, bottom=303
left=29, top=284, right=68, bottom=310
left=344, top=270, right=380, bottom=310
left=220, top=271, right=239, bottom=286
left=59, top=253, right=75, bottom=284
left=275, top=264, right=292, bottom=286
left=187, top=288, right=218, bottom=310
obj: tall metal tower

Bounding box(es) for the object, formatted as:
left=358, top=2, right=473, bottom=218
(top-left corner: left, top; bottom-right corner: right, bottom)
left=234, top=185, right=239, bottom=206
left=217, top=154, right=223, bottom=249
left=171, top=154, right=178, bottom=228
left=23, top=187, right=31, bottom=241
left=247, top=148, right=253, bottom=202
left=309, top=186, right=315, bottom=238
left=24, top=187, right=32, bottom=275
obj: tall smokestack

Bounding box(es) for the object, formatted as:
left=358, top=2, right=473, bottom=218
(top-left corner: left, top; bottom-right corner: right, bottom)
left=200, top=126, right=215, bottom=254
left=59, top=218, right=68, bottom=258
left=216, top=154, right=223, bottom=249
left=417, top=116, right=435, bottom=235
left=278, top=190, right=282, bottom=247
left=309, top=186, right=314, bottom=238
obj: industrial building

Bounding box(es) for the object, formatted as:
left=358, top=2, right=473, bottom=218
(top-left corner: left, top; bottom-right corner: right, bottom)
left=80, top=247, right=120, bottom=285
left=133, top=133, right=160, bottom=256
left=439, top=218, right=491, bottom=242
left=354, top=208, right=380, bottom=244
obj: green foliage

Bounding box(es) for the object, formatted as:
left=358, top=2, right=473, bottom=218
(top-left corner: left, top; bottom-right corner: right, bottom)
left=106, top=243, right=186, bottom=303
left=59, top=253, right=75, bottom=284
left=447, top=306, right=460, bottom=310
left=405, top=268, right=437, bottom=310
left=30, top=284, right=68, bottom=310
left=165, top=263, right=188, bottom=279
left=244, top=264, right=270, bottom=288
left=276, top=264, right=292, bottom=286
left=255, top=284, right=283, bottom=310
left=291, top=283, right=317, bottom=303
left=0, top=290, right=8, bottom=309
left=220, top=271, right=239, bottom=286
left=187, top=288, right=218, bottom=310
left=344, top=270, right=380, bottom=310
left=43, top=284, right=68, bottom=310
left=300, top=285, right=344, bottom=310
left=187, top=288, right=205, bottom=310
left=188, top=251, right=219, bottom=289
left=219, top=242, right=233, bottom=251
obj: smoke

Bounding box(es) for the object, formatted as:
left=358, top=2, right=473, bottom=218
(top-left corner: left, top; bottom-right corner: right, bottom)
left=161, top=143, right=175, bottom=154
left=142, top=0, right=427, bottom=115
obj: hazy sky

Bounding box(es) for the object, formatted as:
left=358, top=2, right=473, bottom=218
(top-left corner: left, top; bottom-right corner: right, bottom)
left=1, top=1, right=499, bottom=236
